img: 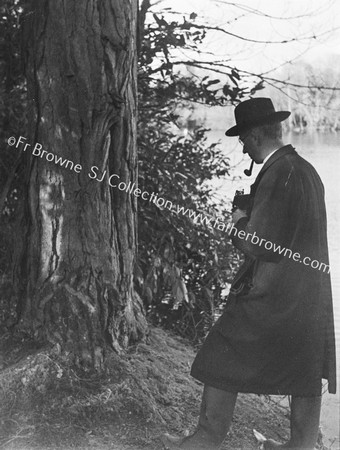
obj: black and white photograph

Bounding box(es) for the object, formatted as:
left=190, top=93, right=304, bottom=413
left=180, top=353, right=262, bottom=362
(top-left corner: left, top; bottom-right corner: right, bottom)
left=0, top=1, right=339, bottom=449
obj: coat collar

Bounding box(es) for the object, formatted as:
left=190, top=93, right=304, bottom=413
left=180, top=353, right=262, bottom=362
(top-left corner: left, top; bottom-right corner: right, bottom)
left=260, top=144, right=296, bottom=175
left=251, top=145, right=296, bottom=194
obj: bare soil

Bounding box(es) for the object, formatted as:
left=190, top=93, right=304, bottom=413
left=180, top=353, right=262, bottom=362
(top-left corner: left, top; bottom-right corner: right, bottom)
left=0, top=326, right=327, bottom=450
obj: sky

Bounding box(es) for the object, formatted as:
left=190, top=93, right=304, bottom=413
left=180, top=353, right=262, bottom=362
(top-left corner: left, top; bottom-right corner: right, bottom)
left=152, top=0, right=340, bottom=73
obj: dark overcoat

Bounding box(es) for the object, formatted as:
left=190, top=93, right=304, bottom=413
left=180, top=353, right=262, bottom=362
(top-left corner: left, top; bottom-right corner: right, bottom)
left=191, top=145, right=337, bottom=396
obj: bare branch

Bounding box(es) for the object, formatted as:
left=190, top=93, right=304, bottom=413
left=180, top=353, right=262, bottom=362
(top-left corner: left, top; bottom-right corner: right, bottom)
left=239, top=68, right=340, bottom=92
left=214, top=1, right=334, bottom=21
left=265, top=79, right=340, bottom=112
left=184, top=22, right=340, bottom=45
left=156, top=60, right=340, bottom=92
left=260, top=48, right=313, bottom=76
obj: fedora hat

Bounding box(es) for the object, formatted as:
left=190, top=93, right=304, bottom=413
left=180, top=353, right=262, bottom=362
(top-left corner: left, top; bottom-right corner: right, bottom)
left=225, top=98, right=291, bottom=136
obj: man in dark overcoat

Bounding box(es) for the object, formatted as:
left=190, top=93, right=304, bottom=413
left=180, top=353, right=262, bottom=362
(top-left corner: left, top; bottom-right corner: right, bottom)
left=162, top=98, right=336, bottom=450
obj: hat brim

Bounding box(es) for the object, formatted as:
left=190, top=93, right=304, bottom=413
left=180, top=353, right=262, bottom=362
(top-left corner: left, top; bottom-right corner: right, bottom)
left=225, top=111, right=291, bottom=137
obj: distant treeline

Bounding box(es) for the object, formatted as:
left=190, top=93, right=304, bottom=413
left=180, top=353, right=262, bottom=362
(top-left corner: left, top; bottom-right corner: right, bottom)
left=173, top=57, right=340, bottom=135
left=267, top=57, right=340, bottom=133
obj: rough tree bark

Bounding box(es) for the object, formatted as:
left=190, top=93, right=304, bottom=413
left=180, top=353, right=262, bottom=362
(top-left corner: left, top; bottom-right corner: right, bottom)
left=15, top=0, right=147, bottom=368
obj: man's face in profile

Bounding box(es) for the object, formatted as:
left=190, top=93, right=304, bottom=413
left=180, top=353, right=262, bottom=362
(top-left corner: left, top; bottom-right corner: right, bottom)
left=239, top=128, right=263, bottom=164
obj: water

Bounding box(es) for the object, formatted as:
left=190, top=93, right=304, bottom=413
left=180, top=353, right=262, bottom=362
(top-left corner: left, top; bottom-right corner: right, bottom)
left=288, top=132, right=340, bottom=449
left=207, top=129, right=340, bottom=447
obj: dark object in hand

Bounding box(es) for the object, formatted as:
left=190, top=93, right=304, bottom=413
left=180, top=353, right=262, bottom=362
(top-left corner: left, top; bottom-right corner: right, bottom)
left=232, top=190, right=252, bottom=214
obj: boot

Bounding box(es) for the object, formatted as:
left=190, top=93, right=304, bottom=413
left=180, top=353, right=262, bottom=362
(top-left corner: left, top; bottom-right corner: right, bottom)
left=288, top=396, right=321, bottom=449
left=161, top=428, right=220, bottom=450
left=161, top=385, right=237, bottom=449
left=263, top=439, right=287, bottom=449
left=262, top=396, right=321, bottom=450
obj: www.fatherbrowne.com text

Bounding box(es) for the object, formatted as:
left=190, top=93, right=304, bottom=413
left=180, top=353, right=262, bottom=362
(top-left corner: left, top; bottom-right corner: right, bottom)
left=7, top=135, right=330, bottom=274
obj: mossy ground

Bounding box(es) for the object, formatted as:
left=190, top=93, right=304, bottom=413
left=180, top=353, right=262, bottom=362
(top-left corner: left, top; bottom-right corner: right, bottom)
left=0, top=326, right=328, bottom=450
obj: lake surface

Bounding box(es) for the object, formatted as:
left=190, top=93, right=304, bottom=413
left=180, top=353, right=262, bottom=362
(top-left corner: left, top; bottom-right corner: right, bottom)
left=207, top=129, right=340, bottom=448
left=288, top=132, right=340, bottom=449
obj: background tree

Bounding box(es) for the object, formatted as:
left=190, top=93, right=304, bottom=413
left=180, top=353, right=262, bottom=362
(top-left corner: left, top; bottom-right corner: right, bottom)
left=266, top=57, right=340, bottom=132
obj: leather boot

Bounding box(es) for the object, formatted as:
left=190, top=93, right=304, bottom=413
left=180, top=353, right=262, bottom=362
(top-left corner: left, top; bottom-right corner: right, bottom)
left=161, top=428, right=220, bottom=450
left=263, top=396, right=322, bottom=450
left=161, top=385, right=237, bottom=449
left=288, top=395, right=322, bottom=449
left=263, top=438, right=288, bottom=449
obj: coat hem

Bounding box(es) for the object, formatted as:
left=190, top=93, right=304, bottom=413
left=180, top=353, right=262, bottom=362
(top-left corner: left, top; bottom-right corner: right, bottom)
left=190, top=368, right=323, bottom=397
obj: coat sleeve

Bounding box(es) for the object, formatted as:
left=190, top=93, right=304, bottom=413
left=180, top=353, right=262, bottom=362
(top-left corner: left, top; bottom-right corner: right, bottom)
left=232, top=160, right=299, bottom=262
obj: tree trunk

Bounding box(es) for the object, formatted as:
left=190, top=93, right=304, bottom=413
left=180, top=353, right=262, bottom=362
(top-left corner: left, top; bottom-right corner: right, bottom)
left=16, top=0, right=147, bottom=368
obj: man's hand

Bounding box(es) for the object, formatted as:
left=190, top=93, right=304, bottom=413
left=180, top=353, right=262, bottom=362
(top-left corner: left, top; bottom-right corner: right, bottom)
left=232, top=208, right=248, bottom=224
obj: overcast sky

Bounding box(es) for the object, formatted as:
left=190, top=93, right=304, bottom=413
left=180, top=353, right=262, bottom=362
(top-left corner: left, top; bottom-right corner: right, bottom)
left=153, top=0, right=340, bottom=72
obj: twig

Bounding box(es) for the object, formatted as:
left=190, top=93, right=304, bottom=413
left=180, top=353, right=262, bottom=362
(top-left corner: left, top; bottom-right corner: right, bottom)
left=0, top=426, right=34, bottom=449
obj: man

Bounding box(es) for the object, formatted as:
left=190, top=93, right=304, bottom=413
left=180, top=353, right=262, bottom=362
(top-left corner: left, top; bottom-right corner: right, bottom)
left=162, top=98, right=336, bottom=450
